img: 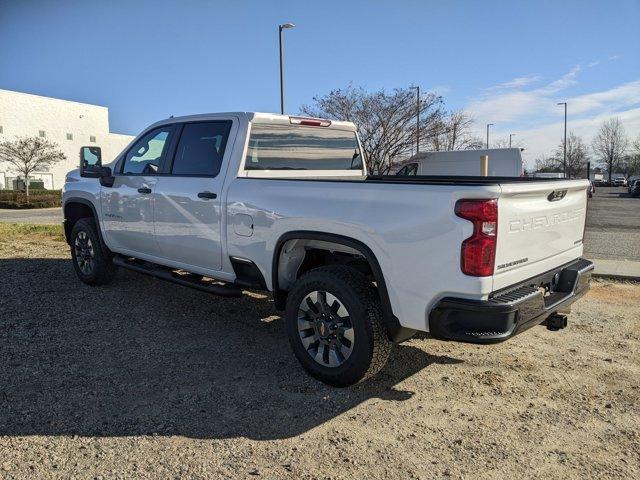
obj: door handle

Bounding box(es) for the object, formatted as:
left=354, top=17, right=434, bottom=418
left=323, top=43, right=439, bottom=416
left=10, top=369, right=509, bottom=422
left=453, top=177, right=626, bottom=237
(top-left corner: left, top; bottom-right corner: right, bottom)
left=138, top=187, right=152, bottom=194
left=197, top=191, right=217, bottom=199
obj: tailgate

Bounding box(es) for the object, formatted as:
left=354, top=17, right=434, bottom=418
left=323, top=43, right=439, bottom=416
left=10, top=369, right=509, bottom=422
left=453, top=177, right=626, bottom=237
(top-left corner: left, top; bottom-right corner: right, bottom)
left=494, top=180, right=589, bottom=275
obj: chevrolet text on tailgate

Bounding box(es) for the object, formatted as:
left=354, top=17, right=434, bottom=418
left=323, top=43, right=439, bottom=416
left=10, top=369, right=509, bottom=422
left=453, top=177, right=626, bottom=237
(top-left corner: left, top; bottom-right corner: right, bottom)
left=62, top=112, right=594, bottom=386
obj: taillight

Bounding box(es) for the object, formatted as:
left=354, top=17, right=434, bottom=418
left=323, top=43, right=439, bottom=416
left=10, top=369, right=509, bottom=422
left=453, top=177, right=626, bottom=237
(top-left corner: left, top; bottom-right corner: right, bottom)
left=289, top=116, right=332, bottom=127
left=455, top=199, right=498, bottom=276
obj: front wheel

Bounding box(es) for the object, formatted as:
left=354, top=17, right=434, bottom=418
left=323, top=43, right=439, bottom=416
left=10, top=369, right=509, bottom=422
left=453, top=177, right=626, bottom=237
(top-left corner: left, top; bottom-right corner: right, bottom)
left=285, top=265, right=393, bottom=387
left=70, top=217, right=117, bottom=286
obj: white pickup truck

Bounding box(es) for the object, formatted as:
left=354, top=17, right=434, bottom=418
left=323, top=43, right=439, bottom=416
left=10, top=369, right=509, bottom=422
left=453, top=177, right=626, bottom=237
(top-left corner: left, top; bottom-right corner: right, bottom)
left=63, top=112, right=593, bottom=386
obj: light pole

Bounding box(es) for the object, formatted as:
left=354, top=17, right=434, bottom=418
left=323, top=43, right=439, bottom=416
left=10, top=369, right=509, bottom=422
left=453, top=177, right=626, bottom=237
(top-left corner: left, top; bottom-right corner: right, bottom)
left=557, top=102, right=567, bottom=178
left=278, top=22, right=295, bottom=114
left=509, top=133, right=516, bottom=148
left=486, top=123, right=494, bottom=149
left=410, top=86, right=420, bottom=154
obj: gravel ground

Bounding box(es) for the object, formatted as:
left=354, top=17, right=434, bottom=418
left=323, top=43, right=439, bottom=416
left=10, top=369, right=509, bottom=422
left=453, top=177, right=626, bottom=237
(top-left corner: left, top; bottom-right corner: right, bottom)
left=1, top=231, right=639, bottom=479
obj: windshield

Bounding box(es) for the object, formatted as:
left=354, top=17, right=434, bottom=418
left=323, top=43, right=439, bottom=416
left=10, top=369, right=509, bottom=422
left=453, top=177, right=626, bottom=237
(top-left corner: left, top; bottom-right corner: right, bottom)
left=245, top=124, right=363, bottom=171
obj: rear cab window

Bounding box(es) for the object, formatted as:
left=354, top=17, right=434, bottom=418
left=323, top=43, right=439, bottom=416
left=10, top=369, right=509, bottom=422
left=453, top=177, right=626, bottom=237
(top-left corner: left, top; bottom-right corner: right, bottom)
left=396, top=163, right=418, bottom=176
left=242, top=122, right=364, bottom=177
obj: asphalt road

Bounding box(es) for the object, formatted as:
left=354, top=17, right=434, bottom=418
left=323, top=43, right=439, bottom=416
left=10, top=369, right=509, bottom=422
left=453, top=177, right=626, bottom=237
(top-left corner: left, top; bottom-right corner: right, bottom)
left=584, top=186, right=640, bottom=261
left=0, top=207, right=62, bottom=224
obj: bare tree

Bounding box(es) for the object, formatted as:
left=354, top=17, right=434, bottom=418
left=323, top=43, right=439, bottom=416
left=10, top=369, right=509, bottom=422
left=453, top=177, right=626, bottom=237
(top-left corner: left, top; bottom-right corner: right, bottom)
left=493, top=137, right=524, bottom=149
left=591, top=118, right=628, bottom=182
left=301, top=85, right=444, bottom=174
left=554, top=132, right=589, bottom=178
left=0, top=136, right=66, bottom=197
left=492, top=138, right=509, bottom=148
left=534, top=154, right=562, bottom=173
left=620, top=154, right=640, bottom=179
left=533, top=133, right=588, bottom=177
left=622, top=133, right=640, bottom=179
left=427, top=110, right=484, bottom=151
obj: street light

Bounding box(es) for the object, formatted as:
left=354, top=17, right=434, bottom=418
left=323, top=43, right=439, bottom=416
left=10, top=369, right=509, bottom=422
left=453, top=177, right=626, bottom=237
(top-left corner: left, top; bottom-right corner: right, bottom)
left=557, top=102, right=567, bottom=178
left=410, top=86, right=420, bottom=154
left=509, top=133, right=516, bottom=148
left=486, top=123, right=494, bottom=149
left=278, top=22, right=295, bottom=114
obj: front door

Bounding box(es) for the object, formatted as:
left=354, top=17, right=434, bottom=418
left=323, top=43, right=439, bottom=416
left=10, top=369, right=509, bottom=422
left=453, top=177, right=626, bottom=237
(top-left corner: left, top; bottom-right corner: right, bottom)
left=153, top=120, right=233, bottom=272
left=102, top=125, right=176, bottom=257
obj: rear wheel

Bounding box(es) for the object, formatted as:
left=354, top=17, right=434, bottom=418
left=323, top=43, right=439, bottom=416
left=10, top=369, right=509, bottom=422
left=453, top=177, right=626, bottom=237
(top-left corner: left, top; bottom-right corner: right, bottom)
left=285, top=265, right=392, bottom=387
left=70, top=218, right=117, bottom=286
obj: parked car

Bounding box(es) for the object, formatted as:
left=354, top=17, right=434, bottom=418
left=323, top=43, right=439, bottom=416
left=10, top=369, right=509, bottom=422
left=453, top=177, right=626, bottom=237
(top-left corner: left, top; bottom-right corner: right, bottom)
left=629, top=179, right=640, bottom=198
left=612, top=177, right=627, bottom=187
left=62, top=112, right=594, bottom=386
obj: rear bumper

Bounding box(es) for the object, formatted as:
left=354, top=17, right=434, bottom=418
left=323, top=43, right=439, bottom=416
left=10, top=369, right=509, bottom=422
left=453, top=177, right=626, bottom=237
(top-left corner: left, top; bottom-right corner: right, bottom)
left=429, top=258, right=594, bottom=344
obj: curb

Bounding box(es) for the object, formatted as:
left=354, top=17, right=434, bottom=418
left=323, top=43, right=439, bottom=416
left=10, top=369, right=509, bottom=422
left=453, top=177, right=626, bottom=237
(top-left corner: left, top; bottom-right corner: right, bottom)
left=592, top=272, right=640, bottom=282
left=588, top=258, right=640, bottom=282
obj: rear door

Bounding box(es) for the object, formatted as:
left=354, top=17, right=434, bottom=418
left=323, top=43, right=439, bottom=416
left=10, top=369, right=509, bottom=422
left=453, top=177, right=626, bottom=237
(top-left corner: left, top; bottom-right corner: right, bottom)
left=494, top=180, right=589, bottom=276
left=153, top=120, right=234, bottom=272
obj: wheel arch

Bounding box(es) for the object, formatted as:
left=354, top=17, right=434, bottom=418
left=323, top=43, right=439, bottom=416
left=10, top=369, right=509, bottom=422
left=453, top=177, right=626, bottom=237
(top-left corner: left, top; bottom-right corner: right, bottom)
left=271, top=231, right=415, bottom=343
left=63, top=197, right=103, bottom=246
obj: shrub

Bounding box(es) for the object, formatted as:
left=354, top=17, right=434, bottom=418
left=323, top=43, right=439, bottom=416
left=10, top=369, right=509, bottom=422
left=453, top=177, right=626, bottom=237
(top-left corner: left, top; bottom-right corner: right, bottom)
left=0, top=190, right=61, bottom=209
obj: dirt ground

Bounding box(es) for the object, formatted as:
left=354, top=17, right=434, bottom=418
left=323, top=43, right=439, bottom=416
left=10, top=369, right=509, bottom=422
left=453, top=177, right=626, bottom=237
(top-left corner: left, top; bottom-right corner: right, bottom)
left=0, top=226, right=639, bottom=479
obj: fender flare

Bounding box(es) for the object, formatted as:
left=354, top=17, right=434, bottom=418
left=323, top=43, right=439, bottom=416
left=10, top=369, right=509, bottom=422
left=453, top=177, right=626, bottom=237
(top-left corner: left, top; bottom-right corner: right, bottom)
left=272, top=231, right=415, bottom=343
left=62, top=197, right=105, bottom=246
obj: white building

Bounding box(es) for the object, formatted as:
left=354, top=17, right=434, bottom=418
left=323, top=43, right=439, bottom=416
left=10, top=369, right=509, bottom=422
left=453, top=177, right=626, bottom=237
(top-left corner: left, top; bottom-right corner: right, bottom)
left=0, top=89, right=134, bottom=189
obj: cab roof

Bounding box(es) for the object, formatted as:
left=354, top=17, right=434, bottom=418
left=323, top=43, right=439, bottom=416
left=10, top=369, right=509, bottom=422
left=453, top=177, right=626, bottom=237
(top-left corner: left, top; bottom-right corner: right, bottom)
left=150, top=112, right=356, bottom=131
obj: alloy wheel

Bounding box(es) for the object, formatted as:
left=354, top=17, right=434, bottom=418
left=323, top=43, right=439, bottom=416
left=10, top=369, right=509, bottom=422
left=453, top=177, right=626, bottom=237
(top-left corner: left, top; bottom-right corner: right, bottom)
left=74, top=231, right=95, bottom=275
left=297, top=290, right=355, bottom=367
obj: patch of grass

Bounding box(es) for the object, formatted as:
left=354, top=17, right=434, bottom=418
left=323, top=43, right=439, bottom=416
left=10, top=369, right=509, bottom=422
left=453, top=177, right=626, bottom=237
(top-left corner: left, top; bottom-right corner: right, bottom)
left=0, top=223, right=65, bottom=242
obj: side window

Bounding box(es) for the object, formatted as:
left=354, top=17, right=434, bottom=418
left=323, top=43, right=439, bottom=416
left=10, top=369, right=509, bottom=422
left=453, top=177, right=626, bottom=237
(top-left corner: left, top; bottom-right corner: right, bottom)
left=171, top=121, right=231, bottom=176
left=396, top=163, right=417, bottom=176
left=122, top=126, right=173, bottom=175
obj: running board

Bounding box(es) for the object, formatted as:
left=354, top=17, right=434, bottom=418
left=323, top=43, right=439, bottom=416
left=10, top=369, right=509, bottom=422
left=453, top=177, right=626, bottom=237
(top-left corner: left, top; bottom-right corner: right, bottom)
left=112, top=256, right=243, bottom=298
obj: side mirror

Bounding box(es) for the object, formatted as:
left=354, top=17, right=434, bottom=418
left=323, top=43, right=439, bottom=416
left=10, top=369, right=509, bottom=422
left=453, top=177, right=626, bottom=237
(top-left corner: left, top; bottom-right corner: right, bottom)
left=79, top=146, right=114, bottom=187
left=80, top=146, right=102, bottom=176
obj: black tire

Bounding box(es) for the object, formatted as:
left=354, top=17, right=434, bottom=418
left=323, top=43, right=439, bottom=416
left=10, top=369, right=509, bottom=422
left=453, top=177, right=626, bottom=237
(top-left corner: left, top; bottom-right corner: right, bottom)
left=70, top=217, right=117, bottom=286
left=285, top=265, right=393, bottom=387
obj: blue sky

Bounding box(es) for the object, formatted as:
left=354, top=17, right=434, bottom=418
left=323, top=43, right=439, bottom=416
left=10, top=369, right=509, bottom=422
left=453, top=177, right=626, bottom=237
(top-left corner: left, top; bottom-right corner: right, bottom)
left=1, top=0, right=639, bottom=165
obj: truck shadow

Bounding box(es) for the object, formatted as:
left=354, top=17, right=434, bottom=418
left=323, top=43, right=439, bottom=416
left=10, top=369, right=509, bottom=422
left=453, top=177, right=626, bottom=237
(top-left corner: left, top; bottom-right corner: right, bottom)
left=0, top=257, right=462, bottom=440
